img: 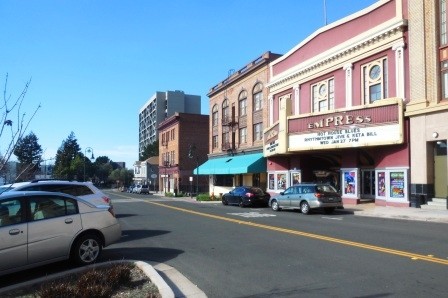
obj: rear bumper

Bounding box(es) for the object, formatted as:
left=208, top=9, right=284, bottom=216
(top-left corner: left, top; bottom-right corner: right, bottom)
left=102, top=222, right=122, bottom=247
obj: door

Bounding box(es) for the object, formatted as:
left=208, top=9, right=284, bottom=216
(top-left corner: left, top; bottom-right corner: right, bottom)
left=361, top=169, right=375, bottom=200
left=434, top=141, right=447, bottom=198
left=280, top=186, right=296, bottom=208
left=27, top=195, right=83, bottom=265
left=0, top=198, right=27, bottom=273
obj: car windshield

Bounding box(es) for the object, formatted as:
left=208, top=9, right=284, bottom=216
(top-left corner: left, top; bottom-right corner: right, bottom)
left=0, top=185, right=14, bottom=194
left=316, top=185, right=338, bottom=193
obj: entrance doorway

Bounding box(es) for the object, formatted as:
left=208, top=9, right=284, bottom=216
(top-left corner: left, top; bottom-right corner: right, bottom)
left=434, top=141, right=447, bottom=198
left=361, top=169, right=375, bottom=201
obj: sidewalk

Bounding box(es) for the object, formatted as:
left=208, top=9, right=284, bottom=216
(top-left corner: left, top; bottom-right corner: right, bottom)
left=343, top=203, right=448, bottom=224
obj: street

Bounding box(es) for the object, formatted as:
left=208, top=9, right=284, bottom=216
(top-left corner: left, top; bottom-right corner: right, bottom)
left=1, top=191, right=447, bottom=297
left=107, top=191, right=448, bottom=297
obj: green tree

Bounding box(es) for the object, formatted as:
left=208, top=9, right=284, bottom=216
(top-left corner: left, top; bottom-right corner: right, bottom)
left=139, top=140, right=159, bottom=161
left=53, top=132, right=81, bottom=180
left=109, top=168, right=134, bottom=188
left=13, top=131, right=43, bottom=181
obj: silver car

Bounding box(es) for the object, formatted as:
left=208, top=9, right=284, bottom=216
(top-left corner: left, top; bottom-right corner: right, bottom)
left=0, top=191, right=121, bottom=276
left=0, top=180, right=113, bottom=213
left=269, top=183, right=343, bottom=214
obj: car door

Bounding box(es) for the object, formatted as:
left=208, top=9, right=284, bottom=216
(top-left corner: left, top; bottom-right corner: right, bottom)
left=277, top=186, right=295, bottom=208
left=27, top=195, right=83, bottom=265
left=290, top=186, right=302, bottom=208
left=0, top=198, right=28, bottom=273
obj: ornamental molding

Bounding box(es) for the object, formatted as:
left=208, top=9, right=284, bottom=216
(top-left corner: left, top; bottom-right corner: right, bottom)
left=268, top=19, right=407, bottom=90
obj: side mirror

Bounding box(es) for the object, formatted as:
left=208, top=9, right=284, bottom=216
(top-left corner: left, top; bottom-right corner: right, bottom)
left=280, top=192, right=284, bottom=195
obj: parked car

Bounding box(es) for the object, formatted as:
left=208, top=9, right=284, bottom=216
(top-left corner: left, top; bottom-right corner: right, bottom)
left=138, top=185, right=150, bottom=194
left=269, top=182, right=343, bottom=214
left=0, top=191, right=121, bottom=276
left=222, top=186, right=271, bottom=207
left=0, top=180, right=113, bottom=213
left=133, top=184, right=142, bottom=193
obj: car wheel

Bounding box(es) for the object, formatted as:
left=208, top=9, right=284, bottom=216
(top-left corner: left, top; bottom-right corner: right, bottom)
left=239, top=198, right=245, bottom=208
left=300, top=201, right=311, bottom=214
left=271, top=200, right=281, bottom=211
left=324, top=207, right=335, bottom=214
left=71, top=233, right=103, bottom=266
left=222, top=197, right=228, bottom=205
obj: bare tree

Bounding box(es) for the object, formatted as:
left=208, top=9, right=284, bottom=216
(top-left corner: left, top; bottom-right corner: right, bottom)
left=0, top=73, right=41, bottom=178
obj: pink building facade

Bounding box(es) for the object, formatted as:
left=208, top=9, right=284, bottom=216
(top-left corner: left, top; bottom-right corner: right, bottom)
left=264, top=0, right=410, bottom=206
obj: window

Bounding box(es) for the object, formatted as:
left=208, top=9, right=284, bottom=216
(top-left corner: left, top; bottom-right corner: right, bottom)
left=441, top=0, right=447, bottom=45
left=362, top=58, right=388, bottom=104
left=0, top=199, right=22, bottom=226
left=215, top=175, right=233, bottom=187
left=312, top=78, right=334, bottom=112
left=253, top=123, right=263, bottom=141
left=212, top=105, right=218, bottom=126
left=239, top=91, right=247, bottom=116
left=239, top=127, right=247, bottom=144
left=222, top=99, right=229, bottom=123
left=442, top=61, right=448, bottom=100
left=253, top=83, right=263, bottom=111
left=222, top=132, right=230, bottom=148
left=31, top=196, right=76, bottom=220
left=212, top=135, right=218, bottom=149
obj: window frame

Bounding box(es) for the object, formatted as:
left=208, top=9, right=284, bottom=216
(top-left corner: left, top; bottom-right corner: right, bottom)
left=253, top=83, right=263, bottom=111
left=311, top=78, right=334, bottom=112
left=362, top=58, right=388, bottom=104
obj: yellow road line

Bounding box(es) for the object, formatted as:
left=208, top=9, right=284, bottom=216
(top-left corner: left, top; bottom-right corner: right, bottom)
left=146, top=201, right=448, bottom=266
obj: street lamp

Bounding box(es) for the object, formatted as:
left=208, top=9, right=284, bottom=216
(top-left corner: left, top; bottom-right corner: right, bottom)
left=188, top=144, right=199, bottom=195
left=83, top=147, right=95, bottom=182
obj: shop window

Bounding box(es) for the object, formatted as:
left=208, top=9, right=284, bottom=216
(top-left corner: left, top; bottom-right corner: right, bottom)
left=239, top=127, right=247, bottom=144
left=441, top=61, right=448, bottom=100
left=222, top=99, right=229, bottom=123
left=440, top=0, right=447, bottom=45
left=215, top=175, right=233, bottom=187
left=253, top=123, right=263, bottom=141
left=362, top=58, right=388, bottom=104
left=212, top=105, right=218, bottom=126
left=253, top=83, right=263, bottom=111
left=239, top=90, right=247, bottom=116
left=268, top=171, right=289, bottom=191
left=252, top=173, right=260, bottom=187
left=311, top=78, right=334, bottom=112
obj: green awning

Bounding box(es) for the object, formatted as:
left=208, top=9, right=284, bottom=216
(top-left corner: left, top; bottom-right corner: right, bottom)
left=193, top=153, right=266, bottom=175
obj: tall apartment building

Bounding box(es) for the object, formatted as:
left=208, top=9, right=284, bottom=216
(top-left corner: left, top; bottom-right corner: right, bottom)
left=196, top=52, right=282, bottom=196
left=407, top=0, right=448, bottom=206
left=139, top=90, right=201, bottom=156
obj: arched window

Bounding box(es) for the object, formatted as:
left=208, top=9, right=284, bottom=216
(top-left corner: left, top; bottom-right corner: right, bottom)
left=212, top=105, right=218, bottom=126
left=362, top=58, right=388, bottom=104
left=238, top=90, right=247, bottom=116
left=253, top=83, right=263, bottom=111
left=222, top=99, right=229, bottom=122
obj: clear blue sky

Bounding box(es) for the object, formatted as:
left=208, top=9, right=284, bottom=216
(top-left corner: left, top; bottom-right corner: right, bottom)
left=1, top=0, right=377, bottom=169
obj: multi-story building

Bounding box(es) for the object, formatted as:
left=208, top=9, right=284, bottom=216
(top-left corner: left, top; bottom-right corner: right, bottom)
left=407, top=0, right=448, bottom=207
left=264, top=0, right=410, bottom=207
left=139, top=90, right=201, bottom=156
left=158, top=113, right=209, bottom=195
left=133, top=156, right=159, bottom=190
left=196, top=52, right=281, bottom=196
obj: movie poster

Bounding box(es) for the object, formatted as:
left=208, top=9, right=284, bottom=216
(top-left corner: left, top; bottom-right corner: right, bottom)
left=390, top=171, right=405, bottom=198
left=343, top=171, right=356, bottom=195
left=377, top=171, right=386, bottom=197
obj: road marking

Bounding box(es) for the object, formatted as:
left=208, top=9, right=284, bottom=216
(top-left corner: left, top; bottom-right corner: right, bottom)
left=227, top=212, right=276, bottom=218
left=321, top=216, right=343, bottom=220
left=146, top=201, right=448, bottom=266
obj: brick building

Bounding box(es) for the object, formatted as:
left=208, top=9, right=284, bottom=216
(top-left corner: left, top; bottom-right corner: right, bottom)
left=158, top=113, right=209, bottom=195
left=407, top=0, right=448, bottom=208
left=196, top=52, right=281, bottom=196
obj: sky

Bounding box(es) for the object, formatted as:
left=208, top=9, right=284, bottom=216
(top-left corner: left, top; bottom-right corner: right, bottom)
left=1, top=0, right=377, bottom=169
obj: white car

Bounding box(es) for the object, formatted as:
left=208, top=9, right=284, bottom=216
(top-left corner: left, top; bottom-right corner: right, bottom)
left=0, top=191, right=121, bottom=276
left=0, top=180, right=113, bottom=213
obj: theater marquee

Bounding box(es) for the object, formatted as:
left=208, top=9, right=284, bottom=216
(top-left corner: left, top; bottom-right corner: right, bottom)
left=287, top=99, right=404, bottom=151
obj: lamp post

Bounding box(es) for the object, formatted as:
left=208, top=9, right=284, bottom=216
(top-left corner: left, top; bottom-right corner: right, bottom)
left=83, top=147, right=95, bottom=182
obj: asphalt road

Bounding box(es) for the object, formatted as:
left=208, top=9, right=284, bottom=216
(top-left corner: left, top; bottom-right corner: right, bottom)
left=1, top=191, right=447, bottom=297
left=107, top=192, right=448, bottom=297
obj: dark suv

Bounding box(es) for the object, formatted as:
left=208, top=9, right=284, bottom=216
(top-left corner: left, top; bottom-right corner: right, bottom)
left=269, top=183, right=342, bottom=214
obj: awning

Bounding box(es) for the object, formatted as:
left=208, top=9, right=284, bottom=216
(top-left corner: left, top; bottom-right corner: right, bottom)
left=193, top=153, right=266, bottom=175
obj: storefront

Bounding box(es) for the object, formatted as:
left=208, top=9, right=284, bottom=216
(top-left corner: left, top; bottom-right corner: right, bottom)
left=264, top=98, right=410, bottom=206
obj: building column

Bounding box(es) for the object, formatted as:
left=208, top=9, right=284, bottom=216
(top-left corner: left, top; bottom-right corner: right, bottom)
left=393, top=41, right=406, bottom=100
left=343, top=63, right=353, bottom=108
left=293, top=84, right=300, bottom=115
left=269, top=95, right=274, bottom=126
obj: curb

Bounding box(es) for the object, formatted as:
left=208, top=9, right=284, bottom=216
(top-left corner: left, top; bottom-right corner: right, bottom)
left=0, top=260, right=175, bottom=298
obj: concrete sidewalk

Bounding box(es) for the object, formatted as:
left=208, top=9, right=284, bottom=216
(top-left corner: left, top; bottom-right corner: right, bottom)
left=343, top=203, right=448, bottom=224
